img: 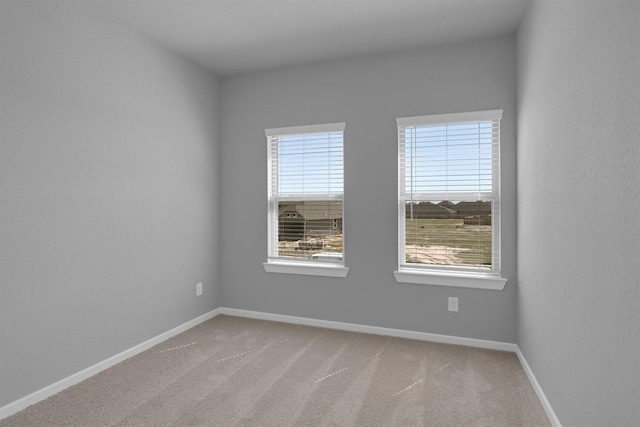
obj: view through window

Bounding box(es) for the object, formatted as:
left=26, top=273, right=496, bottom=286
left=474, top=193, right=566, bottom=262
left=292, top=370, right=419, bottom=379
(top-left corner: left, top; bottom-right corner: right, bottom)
left=266, top=123, right=344, bottom=265
left=398, top=110, right=502, bottom=273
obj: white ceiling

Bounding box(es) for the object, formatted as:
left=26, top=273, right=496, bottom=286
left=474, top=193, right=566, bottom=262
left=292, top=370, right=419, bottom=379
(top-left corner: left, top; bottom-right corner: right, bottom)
left=95, top=0, right=530, bottom=77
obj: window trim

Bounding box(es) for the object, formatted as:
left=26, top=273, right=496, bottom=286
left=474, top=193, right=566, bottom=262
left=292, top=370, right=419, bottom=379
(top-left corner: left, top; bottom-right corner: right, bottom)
left=264, top=122, right=349, bottom=277
left=263, top=260, right=349, bottom=277
left=395, top=110, right=507, bottom=290
left=393, top=269, right=507, bottom=290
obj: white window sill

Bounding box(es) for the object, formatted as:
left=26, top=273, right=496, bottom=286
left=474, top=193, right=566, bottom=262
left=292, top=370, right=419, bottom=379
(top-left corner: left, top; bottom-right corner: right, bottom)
left=393, top=269, right=507, bottom=290
left=263, top=261, right=350, bottom=278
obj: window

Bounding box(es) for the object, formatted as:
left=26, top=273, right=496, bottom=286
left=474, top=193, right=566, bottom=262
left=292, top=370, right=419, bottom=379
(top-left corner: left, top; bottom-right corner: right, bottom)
left=263, top=123, right=348, bottom=277
left=394, top=110, right=507, bottom=290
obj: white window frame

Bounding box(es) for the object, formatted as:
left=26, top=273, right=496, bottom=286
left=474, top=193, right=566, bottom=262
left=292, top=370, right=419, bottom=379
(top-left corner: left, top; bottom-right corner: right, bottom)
left=394, top=110, right=507, bottom=290
left=263, top=122, right=349, bottom=278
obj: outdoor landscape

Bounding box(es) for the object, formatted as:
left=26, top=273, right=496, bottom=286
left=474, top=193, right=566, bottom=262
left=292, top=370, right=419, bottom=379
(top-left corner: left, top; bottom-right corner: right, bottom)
left=276, top=200, right=492, bottom=268
left=278, top=234, right=343, bottom=260
left=405, top=218, right=492, bottom=268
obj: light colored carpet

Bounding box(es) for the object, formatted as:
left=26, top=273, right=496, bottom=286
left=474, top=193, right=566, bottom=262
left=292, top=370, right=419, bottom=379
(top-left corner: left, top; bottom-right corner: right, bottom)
left=1, top=315, right=550, bottom=426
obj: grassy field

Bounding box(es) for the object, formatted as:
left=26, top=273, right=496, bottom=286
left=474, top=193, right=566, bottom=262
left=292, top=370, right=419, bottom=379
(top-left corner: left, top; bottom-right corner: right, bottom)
left=405, top=219, right=492, bottom=268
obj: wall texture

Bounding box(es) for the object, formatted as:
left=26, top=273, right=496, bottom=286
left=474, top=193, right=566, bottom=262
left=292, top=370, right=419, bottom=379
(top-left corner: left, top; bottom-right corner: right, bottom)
left=516, top=0, right=639, bottom=425
left=220, top=37, right=518, bottom=343
left=0, top=1, right=221, bottom=407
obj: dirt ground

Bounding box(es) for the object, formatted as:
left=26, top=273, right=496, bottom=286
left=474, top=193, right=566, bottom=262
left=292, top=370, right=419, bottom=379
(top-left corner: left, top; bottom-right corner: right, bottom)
left=405, top=244, right=468, bottom=265
left=278, top=234, right=343, bottom=258
left=279, top=236, right=481, bottom=268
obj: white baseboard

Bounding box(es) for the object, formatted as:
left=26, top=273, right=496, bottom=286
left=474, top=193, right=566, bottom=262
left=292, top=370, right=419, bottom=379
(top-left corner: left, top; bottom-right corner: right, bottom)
left=515, top=347, right=563, bottom=427
left=218, top=307, right=518, bottom=352
left=0, top=308, right=221, bottom=421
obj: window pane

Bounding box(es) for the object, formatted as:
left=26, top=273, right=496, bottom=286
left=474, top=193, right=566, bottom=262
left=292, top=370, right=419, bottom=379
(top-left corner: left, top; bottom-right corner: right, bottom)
left=277, top=200, right=343, bottom=261
left=404, top=200, right=492, bottom=269
left=277, top=132, right=343, bottom=195
left=403, top=122, right=494, bottom=194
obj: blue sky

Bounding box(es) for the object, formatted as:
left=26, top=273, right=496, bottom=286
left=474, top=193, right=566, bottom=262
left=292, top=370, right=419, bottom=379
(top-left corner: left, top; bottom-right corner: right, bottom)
left=276, top=131, right=344, bottom=196
left=403, top=121, right=495, bottom=195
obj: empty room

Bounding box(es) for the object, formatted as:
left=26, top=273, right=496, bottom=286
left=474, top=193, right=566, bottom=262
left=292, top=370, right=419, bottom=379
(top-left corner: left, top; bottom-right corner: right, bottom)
left=1, top=0, right=638, bottom=426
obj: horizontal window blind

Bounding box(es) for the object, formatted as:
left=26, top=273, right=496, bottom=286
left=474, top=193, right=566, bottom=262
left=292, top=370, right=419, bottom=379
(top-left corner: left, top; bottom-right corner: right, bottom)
left=266, top=123, right=345, bottom=264
left=397, top=110, right=502, bottom=273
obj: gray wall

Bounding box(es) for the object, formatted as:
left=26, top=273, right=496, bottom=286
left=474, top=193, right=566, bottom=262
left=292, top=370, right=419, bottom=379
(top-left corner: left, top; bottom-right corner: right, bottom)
left=516, top=0, right=639, bottom=425
left=220, top=37, right=518, bottom=343
left=0, top=1, right=221, bottom=407
left=7, top=1, right=637, bottom=422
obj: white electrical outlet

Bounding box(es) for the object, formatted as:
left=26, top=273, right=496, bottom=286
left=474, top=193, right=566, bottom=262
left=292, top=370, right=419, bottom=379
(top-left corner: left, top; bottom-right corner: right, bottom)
left=196, top=282, right=203, bottom=296
left=448, top=297, right=459, bottom=312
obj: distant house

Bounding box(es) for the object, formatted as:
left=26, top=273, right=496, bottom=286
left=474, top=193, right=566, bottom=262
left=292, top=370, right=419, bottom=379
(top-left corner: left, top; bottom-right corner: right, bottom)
left=278, top=209, right=305, bottom=241
left=405, top=202, right=454, bottom=219
left=454, top=201, right=491, bottom=215
left=278, top=201, right=343, bottom=241
left=405, top=201, right=491, bottom=225
left=455, top=201, right=492, bottom=225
